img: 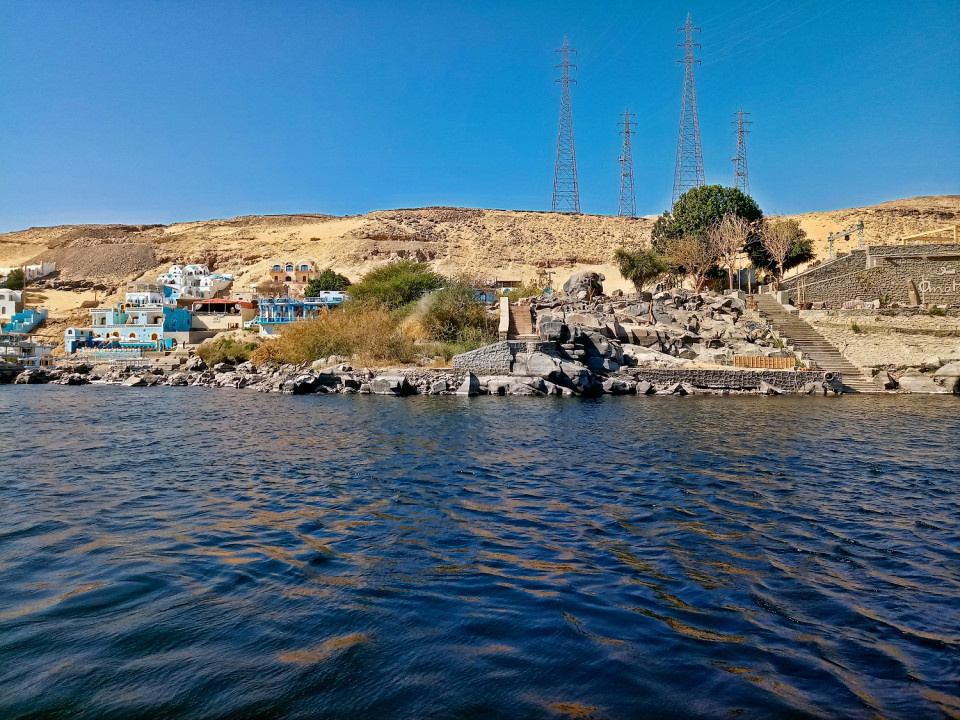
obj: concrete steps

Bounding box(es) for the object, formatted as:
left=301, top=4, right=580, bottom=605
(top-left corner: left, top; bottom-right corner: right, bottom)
left=507, top=303, right=538, bottom=341
left=754, top=294, right=878, bottom=393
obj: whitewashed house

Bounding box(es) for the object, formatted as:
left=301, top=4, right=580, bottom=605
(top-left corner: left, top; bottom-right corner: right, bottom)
left=157, top=264, right=233, bottom=300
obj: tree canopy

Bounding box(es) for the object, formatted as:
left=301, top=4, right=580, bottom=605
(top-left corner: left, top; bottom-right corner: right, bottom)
left=613, top=247, right=667, bottom=292
left=745, top=219, right=814, bottom=274
left=3, top=268, right=25, bottom=291
left=305, top=269, right=351, bottom=295
left=652, top=185, right=763, bottom=254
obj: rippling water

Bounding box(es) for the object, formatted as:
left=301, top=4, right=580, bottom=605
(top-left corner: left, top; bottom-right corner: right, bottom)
left=1, top=387, right=959, bottom=719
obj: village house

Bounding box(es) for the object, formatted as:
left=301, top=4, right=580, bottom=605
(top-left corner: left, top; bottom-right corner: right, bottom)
left=189, top=299, right=258, bottom=332
left=0, top=333, right=54, bottom=368
left=0, top=261, right=56, bottom=285
left=270, top=259, right=320, bottom=284
left=0, top=289, right=22, bottom=319
left=65, top=285, right=192, bottom=353
left=3, top=308, right=48, bottom=334
left=252, top=293, right=346, bottom=335
left=157, top=264, right=233, bottom=300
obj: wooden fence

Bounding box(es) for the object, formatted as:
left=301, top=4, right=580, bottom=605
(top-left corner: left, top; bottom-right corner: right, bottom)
left=733, top=355, right=797, bottom=369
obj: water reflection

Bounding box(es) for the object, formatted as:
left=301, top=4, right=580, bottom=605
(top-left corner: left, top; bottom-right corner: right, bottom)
left=1, top=387, right=958, bottom=719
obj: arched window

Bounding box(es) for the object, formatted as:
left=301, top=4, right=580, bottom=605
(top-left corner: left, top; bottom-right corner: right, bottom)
left=150, top=333, right=158, bottom=341
left=285, top=264, right=294, bottom=272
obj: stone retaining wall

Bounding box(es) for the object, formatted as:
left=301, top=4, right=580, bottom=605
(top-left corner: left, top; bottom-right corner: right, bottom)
left=626, top=368, right=830, bottom=393
left=782, top=244, right=960, bottom=306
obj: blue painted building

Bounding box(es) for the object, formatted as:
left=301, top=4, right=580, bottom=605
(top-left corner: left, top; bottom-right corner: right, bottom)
left=3, top=308, right=48, bottom=334
left=252, top=294, right=347, bottom=335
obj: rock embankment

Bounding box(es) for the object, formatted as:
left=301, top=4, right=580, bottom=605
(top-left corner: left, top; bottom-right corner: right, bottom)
left=3, top=358, right=851, bottom=396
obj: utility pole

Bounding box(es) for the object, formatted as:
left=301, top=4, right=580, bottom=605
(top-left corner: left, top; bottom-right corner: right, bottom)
left=618, top=108, right=636, bottom=217
left=552, top=37, right=580, bottom=213
left=732, top=106, right=752, bottom=195
left=672, top=13, right=705, bottom=206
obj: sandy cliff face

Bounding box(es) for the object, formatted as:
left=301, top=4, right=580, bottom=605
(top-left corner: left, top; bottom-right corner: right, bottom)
left=2, top=196, right=958, bottom=300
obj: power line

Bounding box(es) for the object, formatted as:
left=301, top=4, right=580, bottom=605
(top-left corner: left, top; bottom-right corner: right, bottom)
left=672, top=13, right=705, bottom=206
left=552, top=37, right=580, bottom=214
left=618, top=108, right=636, bottom=217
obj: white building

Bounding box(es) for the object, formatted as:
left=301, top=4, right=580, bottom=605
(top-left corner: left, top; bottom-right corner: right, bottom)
left=156, top=264, right=233, bottom=300
left=0, top=289, right=22, bottom=319
left=0, top=262, right=56, bottom=284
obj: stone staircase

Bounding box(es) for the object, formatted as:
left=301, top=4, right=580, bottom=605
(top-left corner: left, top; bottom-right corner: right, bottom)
left=507, top=303, right=538, bottom=341
left=753, top=294, right=878, bottom=393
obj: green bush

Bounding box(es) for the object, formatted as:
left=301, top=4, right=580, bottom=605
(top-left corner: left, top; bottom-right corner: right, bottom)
left=928, top=306, right=946, bottom=317
left=197, top=337, right=260, bottom=366
left=499, top=282, right=544, bottom=302
left=349, top=260, right=443, bottom=310
left=614, top=247, right=668, bottom=291
left=851, top=323, right=863, bottom=334
left=418, top=280, right=497, bottom=343
left=305, top=269, right=351, bottom=295
left=3, top=268, right=25, bottom=291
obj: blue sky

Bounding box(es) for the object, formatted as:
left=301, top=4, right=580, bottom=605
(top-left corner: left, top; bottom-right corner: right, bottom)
left=1, top=0, right=958, bottom=232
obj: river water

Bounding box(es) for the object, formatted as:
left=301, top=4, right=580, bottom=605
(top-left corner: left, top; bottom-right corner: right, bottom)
left=1, top=387, right=958, bottom=719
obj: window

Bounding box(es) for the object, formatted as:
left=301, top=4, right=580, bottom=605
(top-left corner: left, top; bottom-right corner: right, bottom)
left=301, top=265, right=309, bottom=271
left=285, top=265, right=294, bottom=272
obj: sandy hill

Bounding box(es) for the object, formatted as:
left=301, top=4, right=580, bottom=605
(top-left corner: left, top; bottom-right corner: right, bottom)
left=2, top=196, right=958, bottom=313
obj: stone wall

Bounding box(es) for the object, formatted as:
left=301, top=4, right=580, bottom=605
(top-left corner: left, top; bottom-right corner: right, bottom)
left=452, top=340, right=553, bottom=375
left=782, top=244, right=960, bottom=306
left=627, top=368, right=830, bottom=393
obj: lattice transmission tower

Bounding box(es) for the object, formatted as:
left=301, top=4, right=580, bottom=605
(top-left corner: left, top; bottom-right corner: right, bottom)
left=672, top=13, right=705, bottom=206
left=552, top=37, right=580, bottom=213
left=618, top=108, right=636, bottom=217
left=732, top=106, right=752, bottom=195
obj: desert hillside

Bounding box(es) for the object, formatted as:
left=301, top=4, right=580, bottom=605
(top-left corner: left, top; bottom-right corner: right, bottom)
left=2, top=196, right=958, bottom=305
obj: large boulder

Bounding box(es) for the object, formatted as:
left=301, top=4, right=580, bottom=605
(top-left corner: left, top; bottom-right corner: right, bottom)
left=370, top=374, right=412, bottom=396
left=562, top=271, right=604, bottom=299
left=933, top=361, right=960, bottom=393
left=14, top=368, right=51, bottom=384
left=897, top=368, right=951, bottom=394
left=455, top=373, right=480, bottom=396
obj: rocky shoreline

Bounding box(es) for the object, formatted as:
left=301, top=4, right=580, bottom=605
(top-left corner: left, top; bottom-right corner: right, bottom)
left=0, top=357, right=861, bottom=397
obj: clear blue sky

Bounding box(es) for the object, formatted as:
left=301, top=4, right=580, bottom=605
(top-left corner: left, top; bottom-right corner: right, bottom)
left=2, top=0, right=958, bottom=232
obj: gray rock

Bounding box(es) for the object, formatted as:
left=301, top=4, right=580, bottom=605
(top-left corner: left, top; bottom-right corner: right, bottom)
left=370, top=374, right=412, bottom=396
left=122, top=375, right=146, bottom=387
left=455, top=373, right=480, bottom=396
left=563, top=271, right=604, bottom=298
left=933, top=361, right=960, bottom=393
left=636, top=380, right=654, bottom=395
left=873, top=370, right=897, bottom=391
left=897, top=369, right=950, bottom=394
left=430, top=379, right=448, bottom=394
left=759, top=380, right=783, bottom=395
left=565, top=312, right=603, bottom=329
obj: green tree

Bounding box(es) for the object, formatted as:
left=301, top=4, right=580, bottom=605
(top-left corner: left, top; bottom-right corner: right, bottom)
left=305, top=269, right=351, bottom=295
left=348, top=260, right=443, bottom=310
left=3, top=268, right=25, bottom=291
left=652, top=185, right=763, bottom=254
left=613, top=247, right=668, bottom=292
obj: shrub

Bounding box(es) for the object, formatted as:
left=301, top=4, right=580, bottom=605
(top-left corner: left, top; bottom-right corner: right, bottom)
left=928, top=306, right=946, bottom=317
left=418, top=281, right=497, bottom=343
left=851, top=323, right=863, bottom=334
left=305, top=270, right=351, bottom=295
left=3, top=268, right=25, bottom=291
left=614, top=247, right=668, bottom=292
left=349, top=261, right=443, bottom=310
left=198, top=337, right=260, bottom=366
left=499, top=282, right=544, bottom=302
left=250, top=305, right=416, bottom=367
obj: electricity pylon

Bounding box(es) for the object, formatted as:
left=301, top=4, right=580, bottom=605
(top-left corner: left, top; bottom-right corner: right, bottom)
left=552, top=37, right=580, bottom=213
left=672, top=13, right=705, bottom=206
left=618, top=108, right=636, bottom=217
left=732, top=106, right=752, bottom=195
